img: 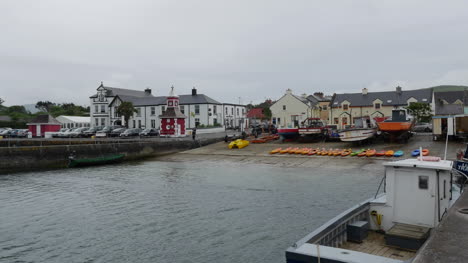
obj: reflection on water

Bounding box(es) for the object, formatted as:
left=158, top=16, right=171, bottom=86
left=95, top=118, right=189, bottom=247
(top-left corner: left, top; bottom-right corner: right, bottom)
left=0, top=160, right=381, bottom=263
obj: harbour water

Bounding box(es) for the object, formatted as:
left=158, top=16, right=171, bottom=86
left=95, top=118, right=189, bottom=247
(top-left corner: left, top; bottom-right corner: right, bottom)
left=0, top=159, right=381, bottom=263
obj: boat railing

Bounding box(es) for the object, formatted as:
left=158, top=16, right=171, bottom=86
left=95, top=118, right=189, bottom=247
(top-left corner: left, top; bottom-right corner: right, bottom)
left=292, top=198, right=372, bottom=249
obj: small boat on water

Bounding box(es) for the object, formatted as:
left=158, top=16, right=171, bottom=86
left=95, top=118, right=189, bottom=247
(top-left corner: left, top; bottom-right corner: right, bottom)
left=68, top=154, right=125, bottom=168
left=286, top=158, right=462, bottom=263
left=228, top=139, right=249, bottom=149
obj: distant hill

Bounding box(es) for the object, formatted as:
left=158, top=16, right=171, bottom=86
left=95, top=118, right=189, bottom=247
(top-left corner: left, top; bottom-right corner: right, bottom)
left=23, top=104, right=40, bottom=114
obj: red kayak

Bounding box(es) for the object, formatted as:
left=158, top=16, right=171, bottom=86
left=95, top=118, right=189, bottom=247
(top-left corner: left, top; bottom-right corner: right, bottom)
left=376, top=150, right=385, bottom=157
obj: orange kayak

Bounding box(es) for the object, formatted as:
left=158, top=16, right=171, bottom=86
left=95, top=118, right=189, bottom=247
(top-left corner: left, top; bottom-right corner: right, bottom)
left=341, top=149, right=352, bottom=156
left=321, top=149, right=329, bottom=155
left=376, top=150, right=385, bottom=156
left=288, top=147, right=299, bottom=154
left=308, top=148, right=319, bottom=155
left=270, top=148, right=282, bottom=154
left=422, top=149, right=430, bottom=156
left=366, top=149, right=376, bottom=157
left=280, top=147, right=291, bottom=154
left=328, top=149, right=334, bottom=156
left=385, top=150, right=394, bottom=157
left=358, top=150, right=368, bottom=157
left=333, top=149, right=343, bottom=156
left=301, top=148, right=311, bottom=155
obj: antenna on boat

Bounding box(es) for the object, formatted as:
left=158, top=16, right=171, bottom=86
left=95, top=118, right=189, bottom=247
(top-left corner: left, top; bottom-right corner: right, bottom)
left=444, top=115, right=450, bottom=160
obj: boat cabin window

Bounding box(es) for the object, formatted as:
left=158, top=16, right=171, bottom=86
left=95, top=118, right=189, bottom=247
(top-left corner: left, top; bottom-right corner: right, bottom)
left=419, top=176, right=429, bottom=189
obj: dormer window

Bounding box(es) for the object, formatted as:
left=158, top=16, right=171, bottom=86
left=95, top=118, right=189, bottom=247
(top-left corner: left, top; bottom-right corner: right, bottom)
left=343, top=104, right=349, bottom=110
left=422, top=98, right=428, bottom=102
left=375, top=103, right=381, bottom=109
left=387, top=100, right=392, bottom=103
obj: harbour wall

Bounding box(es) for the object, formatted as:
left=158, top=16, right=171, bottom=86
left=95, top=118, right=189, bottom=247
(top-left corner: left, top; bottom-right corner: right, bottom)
left=0, top=137, right=221, bottom=174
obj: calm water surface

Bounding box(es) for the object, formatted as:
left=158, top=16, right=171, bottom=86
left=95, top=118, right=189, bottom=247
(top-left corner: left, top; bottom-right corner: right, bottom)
left=0, top=160, right=381, bottom=263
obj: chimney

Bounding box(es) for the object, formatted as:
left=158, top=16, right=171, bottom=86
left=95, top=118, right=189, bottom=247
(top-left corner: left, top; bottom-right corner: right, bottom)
left=362, top=88, right=368, bottom=95
left=144, top=87, right=152, bottom=95
left=396, top=86, right=402, bottom=94
left=301, top=93, right=307, bottom=98
left=192, top=87, right=197, bottom=96
left=313, top=92, right=324, bottom=99
left=286, top=89, right=292, bottom=95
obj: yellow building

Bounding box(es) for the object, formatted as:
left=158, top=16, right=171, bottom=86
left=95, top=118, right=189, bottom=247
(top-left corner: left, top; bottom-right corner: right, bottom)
left=329, top=87, right=433, bottom=129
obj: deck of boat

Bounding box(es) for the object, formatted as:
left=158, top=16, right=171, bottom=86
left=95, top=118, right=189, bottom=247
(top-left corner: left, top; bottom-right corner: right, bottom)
left=340, top=231, right=416, bottom=261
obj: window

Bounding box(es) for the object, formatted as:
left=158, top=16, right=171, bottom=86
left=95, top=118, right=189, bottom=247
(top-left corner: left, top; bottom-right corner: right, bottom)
left=321, top=105, right=327, bottom=110
left=151, top=120, right=156, bottom=128
left=242, top=108, right=245, bottom=115
left=375, top=103, right=381, bottom=109
left=162, top=106, right=166, bottom=114
left=213, top=106, right=217, bottom=114
left=195, top=105, right=200, bottom=114
left=138, top=120, right=142, bottom=128
left=214, top=118, right=218, bottom=125
left=419, top=176, right=429, bottom=189
left=136, top=108, right=141, bottom=117
left=180, top=106, right=185, bottom=114
left=231, top=108, right=234, bottom=115
left=101, top=105, right=106, bottom=113
left=343, top=104, right=349, bottom=110
left=225, top=107, right=228, bottom=114
left=151, top=107, right=155, bottom=116
left=334, top=117, right=339, bottom=124
left=283, top=105, right=286, bottom=110
left=95, top=118, right=99, bottom=126
left=237, top=108, right=239, bottom=116
left=195, top=118, right=200, bottom=127
left=277, top=118, right=281, bottom=124
left=95, top=105, right=98, bottom=113
left=114, top=107, right=119, bottom=117
left=101, top=118, right=105, bottom=126
left=132, top=120, right=136, bottom=128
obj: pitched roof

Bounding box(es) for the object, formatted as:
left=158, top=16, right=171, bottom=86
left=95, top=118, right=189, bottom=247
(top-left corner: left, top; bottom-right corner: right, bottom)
left=330, top=88, right=433, bottom=108
left=246, top=108, right=266, bottom=119
left=28, top=114, right=61, bottom=124
left=90, top=84, right=153, bottom=98
left=434, top=90, right=468, bottom=104
left=56, top=116, right=91, bottom=123
left=110, top=94, right=222, bottom=107
left=435, top=103, right=464, bottom=115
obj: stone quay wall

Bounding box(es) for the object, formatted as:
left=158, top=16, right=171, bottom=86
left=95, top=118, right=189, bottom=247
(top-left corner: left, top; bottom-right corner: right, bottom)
left=0, top=138, right=221, bottom=174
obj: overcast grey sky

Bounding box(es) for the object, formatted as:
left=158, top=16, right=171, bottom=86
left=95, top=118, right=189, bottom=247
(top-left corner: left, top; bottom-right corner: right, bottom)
left=1, top=0, right=468, bottom=106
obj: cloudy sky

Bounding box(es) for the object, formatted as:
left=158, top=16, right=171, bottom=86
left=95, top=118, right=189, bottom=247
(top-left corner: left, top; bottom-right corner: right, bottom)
left=1, top=0, right=468, bottom=106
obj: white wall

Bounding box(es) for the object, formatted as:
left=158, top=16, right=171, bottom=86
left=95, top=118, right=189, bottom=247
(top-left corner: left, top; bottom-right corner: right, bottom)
left=270, top=92, right=310, bottom=128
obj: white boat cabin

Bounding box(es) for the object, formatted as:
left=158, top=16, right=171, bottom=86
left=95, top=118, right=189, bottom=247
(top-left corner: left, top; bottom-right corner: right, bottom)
left=286, top=158, right=459, bottom=263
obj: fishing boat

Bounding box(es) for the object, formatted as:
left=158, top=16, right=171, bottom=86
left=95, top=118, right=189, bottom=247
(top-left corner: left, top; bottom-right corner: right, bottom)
left=68, top=153, right=125, bottom=168
left=377, top=109, right=415, bottom=142
left=298, top=118, right=329, bottom=141
left=338, top=117, right=377, bottom=142
left=286, top=158, right=462, bottom=263
left=277, top=128, right=299, bottom=141
left=228, top=139, right=249, bottom=149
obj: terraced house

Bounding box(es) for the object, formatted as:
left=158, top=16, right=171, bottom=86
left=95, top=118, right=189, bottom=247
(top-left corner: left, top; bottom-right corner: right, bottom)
left=329, top=86, right=433, bottom=129
left=89, top=82, right=247, bottom=129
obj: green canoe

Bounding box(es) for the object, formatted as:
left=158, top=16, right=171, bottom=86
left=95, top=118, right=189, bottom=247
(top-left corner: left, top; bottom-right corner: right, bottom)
left=350, top=148, right=365, bottom=156
left=68, top=154, right=125, bottom=168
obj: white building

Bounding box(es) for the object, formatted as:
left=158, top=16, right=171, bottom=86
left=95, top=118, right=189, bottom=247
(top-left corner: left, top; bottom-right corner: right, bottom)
left=270, top=89, right=312, bottom=128
left=89, top=83, right=247, bottom=129
left=56, top=115, right=91, bottom=129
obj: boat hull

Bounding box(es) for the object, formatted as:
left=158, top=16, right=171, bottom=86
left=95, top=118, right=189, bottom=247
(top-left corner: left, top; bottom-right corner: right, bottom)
left=68, top=154, right=125, bottom=168
left=377, top=122, right=413, bottom=132
left=338, top=128, right=376, bottom=142
left=277, top=128, right=299, bottom=140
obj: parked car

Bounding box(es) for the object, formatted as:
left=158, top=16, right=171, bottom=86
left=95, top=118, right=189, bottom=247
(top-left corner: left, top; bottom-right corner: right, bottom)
left=68, top=127, right=89, bottom=138
left=52, top=128, right=68, bottom=138
left=109, top=127, right=126, bottom=137
left=96, top=125, right=123, bottom=138
left=0, top=129, right=14, bottom=138
left=140, top=128, right=159, bottom=137
left=9, top=129, right=29, bottom=138
left=413, top=122, right=432, bottom=132
left=82, top=126, right=104, bottom=137
left=59, top=128, right=75, bottom=138
left=120, top=128, right=142, bottom=137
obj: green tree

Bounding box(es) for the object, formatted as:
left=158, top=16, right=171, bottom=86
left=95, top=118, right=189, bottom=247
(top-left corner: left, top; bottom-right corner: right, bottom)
left=116, top=102, right=137, bottom=128
left=35, top=101, right=55, bottom=112
left=406, top=102, right=432, bottom=123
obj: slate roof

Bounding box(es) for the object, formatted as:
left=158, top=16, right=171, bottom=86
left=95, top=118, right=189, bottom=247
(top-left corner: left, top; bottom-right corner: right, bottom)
left=435, top=103, right=464, bottom=115
left=434, top=91, right=468, bottom=104
left=28, top=114, right=61, bottom=124
left=433, top=88, right=468, bottom=115
left=90, top=85, right=152, bottom=98
left=330, top=88, right=433, bottom=108
left=110, top=94, right=222, bottom=107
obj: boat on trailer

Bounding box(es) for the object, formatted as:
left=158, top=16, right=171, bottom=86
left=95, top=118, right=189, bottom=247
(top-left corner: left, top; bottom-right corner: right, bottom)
left=377, top=109, right=415, bottom=142
left=277, top=128, right=299, bottom=141
left=338, top=117, right=377, bottom=142
left=298, top=118, right=328, bottom=141
left=286, top=158, right=461, bottom=263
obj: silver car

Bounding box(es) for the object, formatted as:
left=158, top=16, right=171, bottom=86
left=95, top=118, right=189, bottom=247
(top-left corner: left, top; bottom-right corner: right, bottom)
left=413, top=122, right=432, bottom=132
